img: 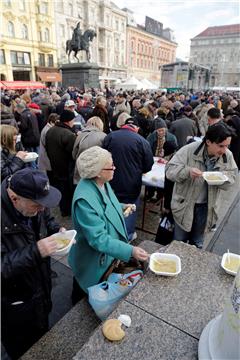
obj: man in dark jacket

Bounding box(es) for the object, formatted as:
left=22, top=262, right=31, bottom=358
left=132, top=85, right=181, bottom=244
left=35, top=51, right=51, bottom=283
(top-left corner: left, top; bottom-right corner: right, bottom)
left=103, top=118, right=153, bottom=240
left=15, top=103, right=40, bottom=153
left=1, top=168, right=63, bottom=359
left=169, top=109, right=198, bottom=148
left=45, top=110, right=76, bottom=216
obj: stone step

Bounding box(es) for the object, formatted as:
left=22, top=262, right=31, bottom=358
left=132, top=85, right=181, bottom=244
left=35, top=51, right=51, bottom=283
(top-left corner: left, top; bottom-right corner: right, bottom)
left=21, top=298, right=100, bottom=360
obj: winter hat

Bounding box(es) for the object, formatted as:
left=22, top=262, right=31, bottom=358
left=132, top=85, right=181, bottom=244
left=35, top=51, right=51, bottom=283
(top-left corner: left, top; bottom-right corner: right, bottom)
left=28, top=103, right=40, bottom=110
left=77, top=146, right=112, bottom=179
left=65, top=100, right=76, bottom=107
left=60, top=109, right=75, bottom=122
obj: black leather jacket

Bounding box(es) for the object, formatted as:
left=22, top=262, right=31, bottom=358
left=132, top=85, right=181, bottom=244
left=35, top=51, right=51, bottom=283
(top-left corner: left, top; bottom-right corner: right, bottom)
left=1, top=148, right=26, bottom=182
left=1, top=179, right=60, bottom=314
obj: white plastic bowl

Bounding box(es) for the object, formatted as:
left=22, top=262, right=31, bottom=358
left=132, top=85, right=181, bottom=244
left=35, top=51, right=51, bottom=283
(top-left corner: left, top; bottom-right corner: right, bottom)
left=149, top=253, right=181, bottom=276
left=202, top=171, right=228, bottom=186
left=23, top=152, right=39, bottom=163
left=221, top=252, right=240, bottom=276
left=52, top=230, right=77, bottom=256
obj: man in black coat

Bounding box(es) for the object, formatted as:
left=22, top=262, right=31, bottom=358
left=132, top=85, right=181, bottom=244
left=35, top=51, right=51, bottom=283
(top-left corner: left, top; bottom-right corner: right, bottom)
left=103, top=118, right=153, bottom=240
left=15, top=103, right=40, bottom=160
left=1, top=168, right=63, bottom=359
left=45, top=110, right=77, bottom=216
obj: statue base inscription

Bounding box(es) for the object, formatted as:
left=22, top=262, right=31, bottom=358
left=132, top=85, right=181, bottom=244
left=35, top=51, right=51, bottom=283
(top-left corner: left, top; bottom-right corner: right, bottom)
left=60, top=63, right=100, bottom=90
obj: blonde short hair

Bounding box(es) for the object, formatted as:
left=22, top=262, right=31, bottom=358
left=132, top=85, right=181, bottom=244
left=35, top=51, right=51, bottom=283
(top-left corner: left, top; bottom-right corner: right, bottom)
left=86, top=116, right=104, bottom=131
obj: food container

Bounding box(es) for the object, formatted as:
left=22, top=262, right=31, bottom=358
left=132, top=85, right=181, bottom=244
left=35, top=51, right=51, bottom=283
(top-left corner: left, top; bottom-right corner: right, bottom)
left=221, top=252, right=240, bottom=276
left=22, top=152, right=39, bottom=163
left=202, top=171, right=228, bottom=185
left=52, top=230, right=77, bottom=256
left=149, top=253, right=181, bottom=276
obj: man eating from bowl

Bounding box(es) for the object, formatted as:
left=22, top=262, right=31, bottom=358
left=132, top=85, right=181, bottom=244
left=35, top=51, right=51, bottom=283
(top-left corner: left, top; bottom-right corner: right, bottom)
left=1, top=168, right=65, bottom=359
left=166, top=122, right=237, bottom=249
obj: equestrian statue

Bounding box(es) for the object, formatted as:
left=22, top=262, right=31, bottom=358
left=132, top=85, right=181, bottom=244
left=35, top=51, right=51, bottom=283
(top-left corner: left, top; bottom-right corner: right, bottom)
left=66, top=22, right=97, bottom=63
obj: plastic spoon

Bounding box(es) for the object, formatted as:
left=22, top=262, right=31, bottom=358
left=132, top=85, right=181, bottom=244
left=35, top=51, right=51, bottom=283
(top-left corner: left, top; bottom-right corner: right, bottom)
left=227, top=249, right=230, bottom=264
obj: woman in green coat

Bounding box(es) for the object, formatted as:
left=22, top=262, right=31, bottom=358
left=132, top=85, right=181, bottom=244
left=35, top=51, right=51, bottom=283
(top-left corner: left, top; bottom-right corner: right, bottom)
left=68, top=146, right=149, bottom=303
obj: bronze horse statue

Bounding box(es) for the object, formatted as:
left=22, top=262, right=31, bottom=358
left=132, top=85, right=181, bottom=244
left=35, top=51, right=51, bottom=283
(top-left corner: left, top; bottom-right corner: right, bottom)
left=66, top=29, right=97, bottom=63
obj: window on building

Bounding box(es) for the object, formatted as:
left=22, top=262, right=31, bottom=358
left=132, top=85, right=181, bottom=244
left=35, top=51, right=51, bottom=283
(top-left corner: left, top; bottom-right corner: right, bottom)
left=38, top=53, right=45, bottom=66
left=57, top=0, right=63, bottom=12
left=77, top=4, right=82, bottom=18
left=41, top=2, right=48, bottom=14
left=19, top=0, right=25, bottom=10
left=106, top=14, right=110, bottom=26
left=60, top=25, right=65, bottom=37
left=10, top=51, right=30, bottom=65
left=121, top=40, right=124, bottom=49
left=69, top=3, right=73, bottom=17
left=137, top=58, right=139, bottom=67
left=4, top=0, right=11, bottom=7
left=115, top=20, right=119, bottom=31
left=8, top=21, right=15, bottom=37
left=38, top=30, right=42, bottom=41
left=121, top=22, right=124, bottom=31
left=141, top=44, right=144, bottom=53
left=99, top=49, right=104, bottom=63
left=48, top=54, right=54, bottom=67
left=131, top=40, right=134, bottom=52
left=21, top=24, right=28, bottom=39
left=0, top=49, right=5, bottom=64
left=44, top=28, right=50, bottom=42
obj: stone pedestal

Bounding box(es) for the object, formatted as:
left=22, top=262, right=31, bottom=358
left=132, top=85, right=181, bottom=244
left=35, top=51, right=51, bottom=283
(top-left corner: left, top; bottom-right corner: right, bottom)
left=60, top=63, right=100, bottom=90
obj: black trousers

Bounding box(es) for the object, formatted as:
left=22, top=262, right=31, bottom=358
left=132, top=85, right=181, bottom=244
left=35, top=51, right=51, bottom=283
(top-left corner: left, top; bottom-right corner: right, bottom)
left=71, top=277, right=87, bottom=305
left=50, top=177, right=75, bottom=217
left=1, top=298, right=49, bottom=360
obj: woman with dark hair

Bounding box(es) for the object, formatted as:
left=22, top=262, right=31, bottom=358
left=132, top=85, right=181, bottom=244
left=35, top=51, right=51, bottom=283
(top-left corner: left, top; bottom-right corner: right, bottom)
left=1, top=125, right=27, bottom=181
left=91, top=96, right=110, bottom=134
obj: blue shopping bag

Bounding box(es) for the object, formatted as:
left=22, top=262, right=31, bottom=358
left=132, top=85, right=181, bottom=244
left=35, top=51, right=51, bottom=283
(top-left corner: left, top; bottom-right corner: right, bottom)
left=88, top=270, right=143, bottom=320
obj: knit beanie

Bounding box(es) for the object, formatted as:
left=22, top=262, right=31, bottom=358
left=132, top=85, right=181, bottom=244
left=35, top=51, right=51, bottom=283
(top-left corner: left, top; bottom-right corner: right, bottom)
left=77, top=146, right=112, bottom=179
left=60, top=109, right=75, bottom=122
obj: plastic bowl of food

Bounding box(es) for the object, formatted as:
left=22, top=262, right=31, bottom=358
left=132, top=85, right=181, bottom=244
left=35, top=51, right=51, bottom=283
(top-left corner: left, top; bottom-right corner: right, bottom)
left=23, top=152, right=39, bottom=163
left=202, top=171, right=228, bottom=185
left=149, top=253, right=181, bottom=276
left=221, top=252, right=240, bottom=276
left=52, top=230, right=77, bottom=256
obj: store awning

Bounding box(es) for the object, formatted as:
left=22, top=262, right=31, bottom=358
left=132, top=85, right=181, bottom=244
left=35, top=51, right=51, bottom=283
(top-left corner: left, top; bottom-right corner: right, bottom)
left=37, top=72, right=62, bottom=82
left=0, top=81, right=46, bottom=89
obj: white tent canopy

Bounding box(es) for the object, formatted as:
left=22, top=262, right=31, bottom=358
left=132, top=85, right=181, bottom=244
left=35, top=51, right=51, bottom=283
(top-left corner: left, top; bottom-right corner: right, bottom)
left=116, top=76, right=145, bottom=90
left=141, top=78, right=158, bottom=90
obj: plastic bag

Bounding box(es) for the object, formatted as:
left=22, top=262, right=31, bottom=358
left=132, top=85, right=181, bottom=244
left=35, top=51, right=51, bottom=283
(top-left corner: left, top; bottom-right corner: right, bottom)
left=155, top=214, right=174, bottom=245
left=88, top=270, right=143, bottom=320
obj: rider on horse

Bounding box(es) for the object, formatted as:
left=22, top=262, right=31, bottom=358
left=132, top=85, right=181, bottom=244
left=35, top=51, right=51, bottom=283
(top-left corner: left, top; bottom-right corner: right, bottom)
left=71, top=22, right=82, bottom=49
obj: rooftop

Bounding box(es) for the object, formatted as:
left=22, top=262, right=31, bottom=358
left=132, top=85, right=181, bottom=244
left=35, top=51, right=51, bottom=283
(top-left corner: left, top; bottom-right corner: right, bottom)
left=194, top=24, right=240, bottom=38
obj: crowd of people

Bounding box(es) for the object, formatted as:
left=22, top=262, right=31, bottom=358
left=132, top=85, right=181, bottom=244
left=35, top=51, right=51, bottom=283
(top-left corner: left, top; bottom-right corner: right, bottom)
left=1, top=85, right=239, bottom=359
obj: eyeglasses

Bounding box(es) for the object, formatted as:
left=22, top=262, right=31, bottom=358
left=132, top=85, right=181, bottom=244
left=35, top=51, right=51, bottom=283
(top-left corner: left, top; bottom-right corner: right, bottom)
left=102, top=165, right=116, bottom=171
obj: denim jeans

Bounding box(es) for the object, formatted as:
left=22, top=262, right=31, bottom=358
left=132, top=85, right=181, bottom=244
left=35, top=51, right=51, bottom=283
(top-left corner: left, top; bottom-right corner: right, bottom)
left=124, top=197, right=140, bottom=241
left=173, top=203, right=208, bottom=248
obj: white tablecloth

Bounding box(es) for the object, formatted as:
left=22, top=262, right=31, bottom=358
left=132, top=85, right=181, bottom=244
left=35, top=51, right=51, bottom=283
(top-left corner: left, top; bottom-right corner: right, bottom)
left=142, top=157, right=165, bottom=189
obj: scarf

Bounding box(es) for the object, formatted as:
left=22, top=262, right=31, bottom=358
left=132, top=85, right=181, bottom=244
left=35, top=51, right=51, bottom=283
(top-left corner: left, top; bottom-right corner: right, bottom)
left=155, top=134, right=165, bottom=157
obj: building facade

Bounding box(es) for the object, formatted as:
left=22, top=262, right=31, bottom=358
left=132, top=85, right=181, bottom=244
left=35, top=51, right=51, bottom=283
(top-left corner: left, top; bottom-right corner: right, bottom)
left=54, top=0, right=127, bottom=86
left=126, top=14, right=177, bottom=85
left=190, top=24, right=240, bottom=88
left=161, top=61, right=210, bottom=90
left=0, top=0, right=60, bottom=83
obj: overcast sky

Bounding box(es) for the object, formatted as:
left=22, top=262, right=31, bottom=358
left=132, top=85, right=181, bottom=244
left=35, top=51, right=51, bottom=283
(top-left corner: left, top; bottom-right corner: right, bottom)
left=113, top=0, right=239, bottom=59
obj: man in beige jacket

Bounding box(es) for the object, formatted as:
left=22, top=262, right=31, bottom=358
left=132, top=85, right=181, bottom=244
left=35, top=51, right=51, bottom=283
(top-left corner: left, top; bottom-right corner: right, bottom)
left=166, top=122, right=237, bottom=248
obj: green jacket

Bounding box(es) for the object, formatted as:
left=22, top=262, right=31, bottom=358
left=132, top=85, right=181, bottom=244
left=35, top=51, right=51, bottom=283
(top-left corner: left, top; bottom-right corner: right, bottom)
left=166, top=141, right=237, bottom=232
left=68, top=179, right=132, bottom=293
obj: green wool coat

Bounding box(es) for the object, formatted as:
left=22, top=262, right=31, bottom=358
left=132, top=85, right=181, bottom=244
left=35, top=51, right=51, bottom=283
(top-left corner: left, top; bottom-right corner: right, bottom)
left=68, top=179, right=133, bottom=293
